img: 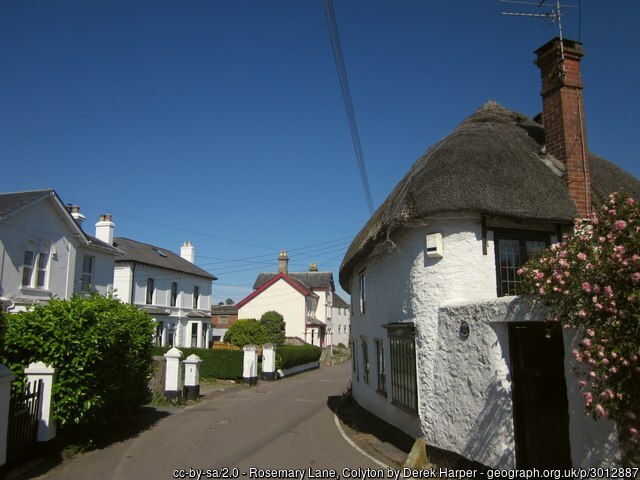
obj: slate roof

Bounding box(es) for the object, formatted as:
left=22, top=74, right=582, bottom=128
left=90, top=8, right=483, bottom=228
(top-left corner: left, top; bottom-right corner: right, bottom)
left=0, top=190, right=52, bottom=218
left=339, top=101, right=640, bottom=291
left=332, top=293, right=349, bottom=309
left=211, top=304, right=238, bottom=315
left=113, top=237, right=217, bottom=280
left=253, top=272, right=334, bottom=291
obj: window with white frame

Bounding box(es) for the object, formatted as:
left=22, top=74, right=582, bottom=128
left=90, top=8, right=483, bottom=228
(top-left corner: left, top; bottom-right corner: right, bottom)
left=218, top=315, right=229, bottom=325
left=146, top=278, right=155, bottom=305
left=361, top=336, right=370, bottom=384
left=80, top=255, right=94, bottom=291
left=386, top=323, right=417, bottom=414
left=358, top=270, right=366, bottom=315
left=170, top=282, right=178, bottom=306
left=22, top=249, right=50, bottom=289
left=193, top=286, right=200, bottom=309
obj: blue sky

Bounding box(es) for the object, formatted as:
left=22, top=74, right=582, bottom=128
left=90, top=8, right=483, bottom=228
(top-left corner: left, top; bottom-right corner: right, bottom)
left=1, top=1, right=638, bottom=304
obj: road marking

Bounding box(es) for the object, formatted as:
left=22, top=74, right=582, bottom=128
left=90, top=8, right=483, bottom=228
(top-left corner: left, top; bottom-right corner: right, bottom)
left=333, top=413, right=391, bottom=469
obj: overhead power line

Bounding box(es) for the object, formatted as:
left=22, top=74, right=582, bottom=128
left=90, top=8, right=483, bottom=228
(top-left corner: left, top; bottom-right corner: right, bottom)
left=322, top=0, right=375, bottom=215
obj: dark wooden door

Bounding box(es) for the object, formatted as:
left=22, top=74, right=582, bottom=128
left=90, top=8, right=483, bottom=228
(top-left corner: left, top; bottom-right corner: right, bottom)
left=509, top=322, right=572, bottom=468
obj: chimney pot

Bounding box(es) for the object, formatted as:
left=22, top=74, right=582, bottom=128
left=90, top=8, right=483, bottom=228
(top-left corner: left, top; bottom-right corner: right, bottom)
left=309, top=262, right=318, bottom=272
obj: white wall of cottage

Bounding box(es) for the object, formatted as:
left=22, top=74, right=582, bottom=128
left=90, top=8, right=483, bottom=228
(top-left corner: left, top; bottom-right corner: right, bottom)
left=348, top=213, right=618, bottom=469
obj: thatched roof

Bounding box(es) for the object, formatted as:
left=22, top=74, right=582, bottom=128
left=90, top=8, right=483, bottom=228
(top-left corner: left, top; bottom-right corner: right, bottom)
left=339, top=102, right=640, bottom=291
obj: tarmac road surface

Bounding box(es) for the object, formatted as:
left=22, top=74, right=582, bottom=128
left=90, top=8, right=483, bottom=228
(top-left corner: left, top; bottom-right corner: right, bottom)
left=26, top=362, right=386, bottom=480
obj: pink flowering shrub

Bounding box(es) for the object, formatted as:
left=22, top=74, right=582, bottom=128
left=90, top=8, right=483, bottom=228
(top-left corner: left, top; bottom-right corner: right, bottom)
left=518, top=193, right=639, bottom=442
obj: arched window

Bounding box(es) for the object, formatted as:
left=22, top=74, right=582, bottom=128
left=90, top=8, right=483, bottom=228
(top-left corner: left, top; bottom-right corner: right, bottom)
left=193, top=285, right=200, bottom=309
left=170, top=282, right=178, bottom=306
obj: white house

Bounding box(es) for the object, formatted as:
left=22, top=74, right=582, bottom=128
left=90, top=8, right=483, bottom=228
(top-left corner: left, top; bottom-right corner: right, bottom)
left=112, top=237, right=216, bottom=348
left=339, top=38, right=640, bottom=469
left=237, top=252, right=335, bottom=347
left=0, top=190, right=122, bottom=312
left=331, top=293, right=350, bottom=346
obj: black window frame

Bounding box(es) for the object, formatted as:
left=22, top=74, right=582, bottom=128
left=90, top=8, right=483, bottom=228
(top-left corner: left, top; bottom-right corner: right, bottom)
left=385, top=323, right=418, bottom=415
left=361, top=336, right=370, bottom=384
left=493, top=229, right=553, bottom=297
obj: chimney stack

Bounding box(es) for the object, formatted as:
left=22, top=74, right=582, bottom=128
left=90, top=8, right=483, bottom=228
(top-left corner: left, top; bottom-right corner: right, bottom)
left=95, top=214, right=115, bottom=245
left=535, top=37, right=591, bottom=217
left=68, top=204, right=86, bottom=226
left=309, top=262, right=318, bottom=272
left=181, top=242, right=195, bottom=263
left=278, top=251, right=289, bottom=274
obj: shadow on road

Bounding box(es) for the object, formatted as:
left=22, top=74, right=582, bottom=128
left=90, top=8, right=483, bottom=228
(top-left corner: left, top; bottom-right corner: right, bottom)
left=10, top=406, right=172, bottom=480
left=326, top=390, right=414, bottom=466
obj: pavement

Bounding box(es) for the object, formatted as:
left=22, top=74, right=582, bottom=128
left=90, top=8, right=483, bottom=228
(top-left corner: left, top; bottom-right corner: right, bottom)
left=9, top=362, right=412, bottom=480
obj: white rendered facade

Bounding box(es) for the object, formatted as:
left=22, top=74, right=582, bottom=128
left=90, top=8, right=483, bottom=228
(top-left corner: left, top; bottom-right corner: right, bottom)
left=0, top=191, right=118, bottom=311
left=347, top=213, right=619, bottom=469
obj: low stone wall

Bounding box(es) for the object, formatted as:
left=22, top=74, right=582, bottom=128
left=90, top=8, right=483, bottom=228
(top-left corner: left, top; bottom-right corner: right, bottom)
left=278, top=361, right=319, bottom=378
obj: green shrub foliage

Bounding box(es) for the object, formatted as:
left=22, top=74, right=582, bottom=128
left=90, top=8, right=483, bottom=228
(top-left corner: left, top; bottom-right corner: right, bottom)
left=223, top=319, right=266, bottom=347
left=1, top=295, right=154, bottom=428
left=276, top=345, right=322, bottom=370
left=153, top=346, right=242, bottom=379
left=260, top=311, right=286, bottom=345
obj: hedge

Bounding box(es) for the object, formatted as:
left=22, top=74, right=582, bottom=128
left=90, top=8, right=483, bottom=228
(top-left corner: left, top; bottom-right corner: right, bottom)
left=153, top=346, right=242, bottom=379
left=1, top=295, right=154, bottom=428
left=276, top=345, right=322, bottom=370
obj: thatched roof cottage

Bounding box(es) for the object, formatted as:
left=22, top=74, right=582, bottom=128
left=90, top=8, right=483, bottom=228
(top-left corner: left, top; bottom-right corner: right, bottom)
left=339, top=38, right=640, bottom=469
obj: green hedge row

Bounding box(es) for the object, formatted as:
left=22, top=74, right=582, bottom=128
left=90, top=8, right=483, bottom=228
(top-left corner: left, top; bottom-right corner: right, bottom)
left=276, top=345, right=322, bottom=370
left=153, top=347, right=242, bottom=379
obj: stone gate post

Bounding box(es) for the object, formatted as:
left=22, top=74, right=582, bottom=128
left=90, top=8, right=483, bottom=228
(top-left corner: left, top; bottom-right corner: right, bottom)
left=24, top=362, right=57, bottom=449
left=164, top=347, right=183, bottom=401
left=261, top=344, right=276, bottom=381
left=183, top=354, right=202, bottom=400
left=0, top=365, right=15, bottom=478
left=242, top=344, right=258, bottom=385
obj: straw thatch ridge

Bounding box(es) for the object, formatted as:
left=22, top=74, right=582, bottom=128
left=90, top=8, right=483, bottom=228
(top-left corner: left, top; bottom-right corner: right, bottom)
left=339, top=101, right=640, bottom=291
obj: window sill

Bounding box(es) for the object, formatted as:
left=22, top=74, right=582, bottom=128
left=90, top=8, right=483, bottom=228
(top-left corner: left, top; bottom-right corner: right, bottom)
left=20, top=287, right=52, bottom=298
left=390, top=400, right=419, bottom=416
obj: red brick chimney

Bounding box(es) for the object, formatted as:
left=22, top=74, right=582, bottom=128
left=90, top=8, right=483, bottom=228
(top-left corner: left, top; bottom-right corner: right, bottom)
left=535, top=37, right=591, bottom=217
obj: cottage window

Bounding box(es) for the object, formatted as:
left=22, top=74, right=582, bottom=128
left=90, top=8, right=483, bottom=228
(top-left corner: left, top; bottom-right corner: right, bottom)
left=351, top=338, right=359, bottom=382
left=146, top=278, right=155, bottom=305
left=170, top=282, right=178, bottom=306
left=80, top=255, right=94, bottom=291
left=219, top=315, right=229, bottom=325
left=361, top=337, right=370, bottom=384
left=494, top=230, right=551, bottom=297
left=193, top=286, right=200, bottom=309
left=191, top=322, right=198, bottom=347
left=386, top=323, right=417, bottom=414
left=375, top=338, right=386, bottom=396
left=358, top=270, right=366, bottom=315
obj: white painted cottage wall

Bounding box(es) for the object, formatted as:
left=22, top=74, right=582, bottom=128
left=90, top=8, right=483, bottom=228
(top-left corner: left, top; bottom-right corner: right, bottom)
left=331, top=304, right=350, bottom=346
left=349, top=213, right=618, bottom=468
left=73, top=247, right=115, bottom=296
left=238, top=278, right=307, bottom=340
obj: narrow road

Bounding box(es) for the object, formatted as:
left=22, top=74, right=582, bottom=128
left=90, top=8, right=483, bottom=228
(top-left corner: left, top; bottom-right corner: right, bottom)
left=31, top=362, right=386, bottom=480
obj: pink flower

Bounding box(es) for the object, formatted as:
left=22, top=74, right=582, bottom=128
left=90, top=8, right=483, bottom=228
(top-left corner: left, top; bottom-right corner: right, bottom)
left=627, top=198, right=635, bottom=206
left=578, top=309, right=587, bottom=318
left=595, top=404, right=607, bottom=417
left=577, top=252, right=587, bottom=261
left=582, top=338, right=592, bottom=347
left=604, top=286, right=614, bottom=298
left=586, top=329, right=595, bottom=337
left=615, top=220, right=627, bottom=230
left=534, top=271, right=545, bottom=280
left=582, top=282, right=592, bottom=292
left=630, top=427, right=638, bottom=438
left=632, top=272, right=640, bottom=283
left=578, top=380, right=587, bottom=387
